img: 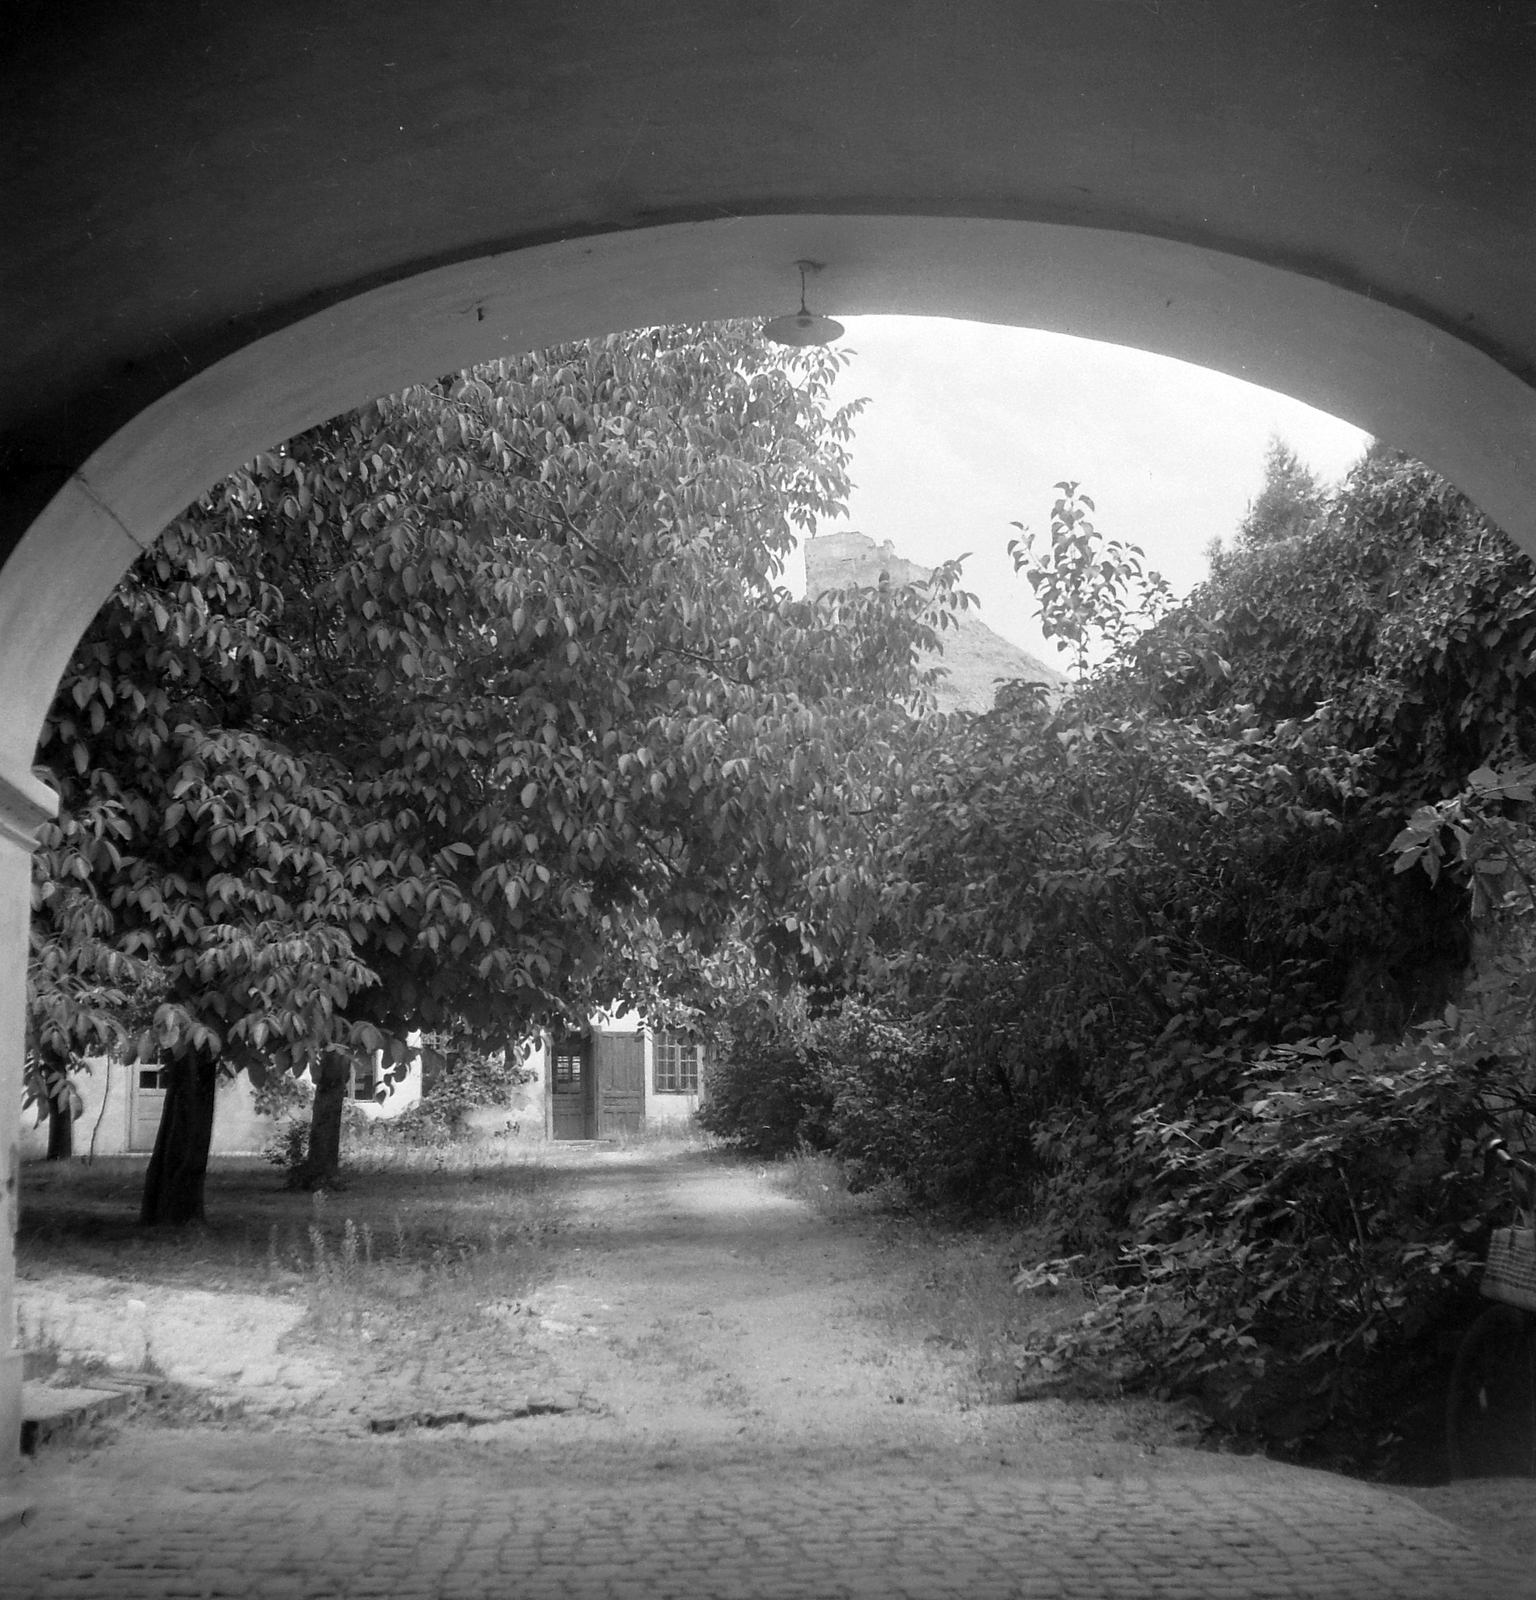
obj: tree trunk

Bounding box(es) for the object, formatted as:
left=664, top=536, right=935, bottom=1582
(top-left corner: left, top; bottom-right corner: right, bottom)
left=140, top=1056, right=218, bottom=1225
left=291, top=1054, right=349, bottom=1190
left=45, top=1095, right=73, bottom=1160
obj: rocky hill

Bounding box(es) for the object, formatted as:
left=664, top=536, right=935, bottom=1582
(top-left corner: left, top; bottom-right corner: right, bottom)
left=803, top=532, right=1068, bottom=715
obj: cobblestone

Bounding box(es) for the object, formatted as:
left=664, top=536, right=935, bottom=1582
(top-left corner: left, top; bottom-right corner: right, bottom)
left=4, top=1442, right=1534, bottom=1600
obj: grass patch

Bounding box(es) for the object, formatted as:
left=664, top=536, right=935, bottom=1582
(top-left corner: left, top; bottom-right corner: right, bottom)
left=337, top=1117, right=550, bottom=1175
left=865, top=1222, right=1102, bottom=1409
left=18, top=1148, right=577, bottom=1407
left=769, top=1150, right=1123, bottom=1408
left=768, top=1147, right=910, bottom=1221
left=291, top=1192, right=555, bottom=1385
left=19, top=1151, right=567, bottom=1290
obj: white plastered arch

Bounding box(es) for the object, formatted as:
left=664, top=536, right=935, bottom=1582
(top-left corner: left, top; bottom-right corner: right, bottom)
left=3, top=209, right=1536, bottom=1469
left=6, top=214, right=1536, bottom=782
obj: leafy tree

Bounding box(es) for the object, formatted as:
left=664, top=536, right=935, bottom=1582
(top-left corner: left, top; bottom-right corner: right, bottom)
left=698, top=489, right=1336, bottom=1208
left=1009, top=482, right=1171, bottom=683
left=1168, top=449, right=1536, bottom=804
left=1230, top=435, right=1326, bottom=550
left=25, top=792, right=161, bottom=1159
left=32, top=323, right=958, bottom=1218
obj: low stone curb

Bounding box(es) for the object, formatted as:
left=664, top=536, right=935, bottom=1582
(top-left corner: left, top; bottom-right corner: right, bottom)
left=19, top=1377, right=149, bottom=1455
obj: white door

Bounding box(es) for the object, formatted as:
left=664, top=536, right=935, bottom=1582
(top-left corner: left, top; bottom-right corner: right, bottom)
left=129, top=1065, right=169, bottom=1151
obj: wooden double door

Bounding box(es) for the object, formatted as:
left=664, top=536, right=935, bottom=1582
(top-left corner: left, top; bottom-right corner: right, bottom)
left=551, top=1032, right=645, bottom=1140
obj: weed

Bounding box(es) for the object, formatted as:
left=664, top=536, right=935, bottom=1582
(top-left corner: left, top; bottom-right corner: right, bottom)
left=17, top=1146, right=572, bottom=1391
left=263, top=1116, right=309, bottom=1177
left=770, top=1147, right=908, bottom=1222
left=609, top=1120, right=720, bottom=1155
left=308, top=1222, right=329, bottom=1279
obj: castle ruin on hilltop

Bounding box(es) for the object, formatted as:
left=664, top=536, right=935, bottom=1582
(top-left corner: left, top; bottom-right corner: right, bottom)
left=803, top=531, right=1067, bottom=715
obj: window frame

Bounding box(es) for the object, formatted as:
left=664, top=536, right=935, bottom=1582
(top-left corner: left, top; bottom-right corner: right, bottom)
left=653, top=1032, right=703, bottom=1095
left=552, top=1038, right=587, bottom=1094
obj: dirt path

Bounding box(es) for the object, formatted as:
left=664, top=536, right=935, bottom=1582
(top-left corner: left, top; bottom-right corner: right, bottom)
left=474, top=1146, right=1188, bottom=1476
left=14, top=1146, right=1220, bottom=1475
left=15, top=1144, right=1536, bottom=1569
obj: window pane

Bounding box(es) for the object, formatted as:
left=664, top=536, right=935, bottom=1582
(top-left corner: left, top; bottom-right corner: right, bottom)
left=655, top=1034, right=700, bottom=1093
left=554, top=1046, right=583, bottom=1091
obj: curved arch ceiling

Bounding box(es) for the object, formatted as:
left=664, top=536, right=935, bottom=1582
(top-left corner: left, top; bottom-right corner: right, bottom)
left=3, top=213, right=1531, bottom=782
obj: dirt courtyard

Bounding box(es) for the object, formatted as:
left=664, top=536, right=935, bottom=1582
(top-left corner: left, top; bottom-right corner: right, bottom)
left=16, top=1142, right=1199, bottom=1472
left=8, top=1143, right=1536, bottom=1597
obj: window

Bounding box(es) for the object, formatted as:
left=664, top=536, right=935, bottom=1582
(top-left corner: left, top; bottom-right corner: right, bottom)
left=348, top=1063, right=378, bottom=1102
left=553, top=1041, right=585, bottom=1092
left=137, top=1067, right=170, bottom=1091
left=654, top=1033, right=702, bottom=1095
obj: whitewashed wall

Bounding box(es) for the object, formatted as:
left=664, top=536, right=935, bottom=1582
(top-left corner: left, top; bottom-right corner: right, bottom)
left=20, top=1054, right=424, bottom=1161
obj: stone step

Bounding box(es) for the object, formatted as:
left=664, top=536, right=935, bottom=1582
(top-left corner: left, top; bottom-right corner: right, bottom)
left=20, top=1380, right=142, bottom=1455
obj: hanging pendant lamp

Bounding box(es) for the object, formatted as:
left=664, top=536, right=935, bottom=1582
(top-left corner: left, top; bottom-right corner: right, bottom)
left=763, top=260, right=844, bottom=347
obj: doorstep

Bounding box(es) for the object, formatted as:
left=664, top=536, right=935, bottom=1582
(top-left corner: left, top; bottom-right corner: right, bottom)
left=20, top=1380, right=141, bottom=1455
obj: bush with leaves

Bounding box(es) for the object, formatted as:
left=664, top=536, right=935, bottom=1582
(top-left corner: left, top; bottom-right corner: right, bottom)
left=1018, top=1013, right=1533, bottom=1460
left=1162, top=447, right=1536, bottom=807
left=701, top=986, right=1032, bottom=1207
left=814, top=1000, right=1025, bottom=1206
left=1012, top=759, right=1536, bottom=1468
left=696, top=990, right=834, bottom=1158
left=409, top=1038, right=537, bottom=1139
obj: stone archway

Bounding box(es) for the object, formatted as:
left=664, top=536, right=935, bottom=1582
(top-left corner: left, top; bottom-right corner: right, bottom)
left=7, top=0, right=1536, bottom=1463
left=5, top=211, right=1536, bottom=1464
left=7, top=213, right=1535, bottom=789
left=5, top=217, right=1535, bottom=1466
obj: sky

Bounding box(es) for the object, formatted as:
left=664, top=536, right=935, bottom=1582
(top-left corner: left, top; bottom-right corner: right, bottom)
left=796, top=317, right=1372, bottom=666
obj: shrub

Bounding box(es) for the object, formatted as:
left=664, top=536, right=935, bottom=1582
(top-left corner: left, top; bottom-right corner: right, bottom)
left=697, top=993, right=833, bottom=1157
left=257, top=1070, right=314, bottom=1174
left=1017, top=1015, right=1535, bottom=1461
left=414, top=1040, right=537, bottom=1139
left=817, top=1002, right=1034, bottom=1208
left=700, top=993, right=1033, bottom=1208
left=263, top=1116, right=310, bottom=1175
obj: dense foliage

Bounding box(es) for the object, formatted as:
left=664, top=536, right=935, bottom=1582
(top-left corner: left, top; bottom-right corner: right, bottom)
left=30, top=323, right=957, bottom=1215
left=704, top=456, right=1536, bottom=1473
left=407, top=1037, right=538, bottom=1142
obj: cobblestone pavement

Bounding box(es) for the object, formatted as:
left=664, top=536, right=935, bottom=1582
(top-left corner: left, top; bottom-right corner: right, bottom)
left=14, top=1150, right=1535, bottom=1597
left=5, top=1430, right=1533, bottom=1600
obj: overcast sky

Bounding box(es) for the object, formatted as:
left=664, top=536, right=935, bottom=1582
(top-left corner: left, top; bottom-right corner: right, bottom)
left=798, top=316, right=1372, bottom=665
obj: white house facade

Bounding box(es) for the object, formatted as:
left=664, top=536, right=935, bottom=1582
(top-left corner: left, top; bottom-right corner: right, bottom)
left=542, top=1014, right=707, bottom=1142
left=20, top=1054, right=424, bottom=1162
left=21, top=1016, right=705, bottom=1161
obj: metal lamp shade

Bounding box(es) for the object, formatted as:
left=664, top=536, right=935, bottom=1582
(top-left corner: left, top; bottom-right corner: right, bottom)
left=763, top=311, right=845, bottom=347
